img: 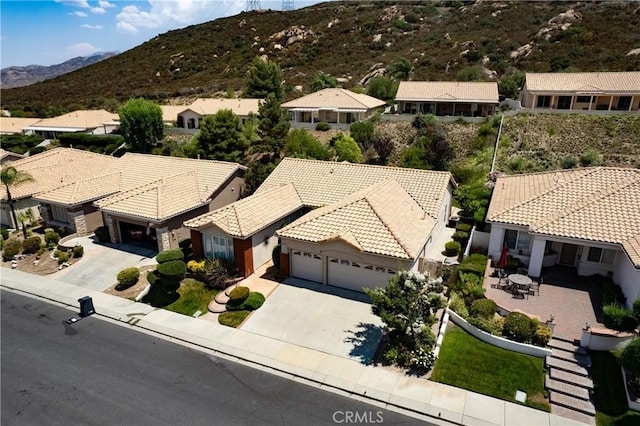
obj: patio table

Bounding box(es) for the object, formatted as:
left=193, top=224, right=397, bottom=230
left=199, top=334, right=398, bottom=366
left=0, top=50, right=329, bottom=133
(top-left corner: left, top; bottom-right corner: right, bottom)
left=509, top=273, right=532, bottom=287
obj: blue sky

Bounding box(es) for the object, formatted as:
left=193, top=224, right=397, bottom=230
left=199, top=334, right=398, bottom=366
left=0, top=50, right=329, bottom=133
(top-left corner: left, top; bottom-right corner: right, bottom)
left=1, top=0, right=325, bottom=68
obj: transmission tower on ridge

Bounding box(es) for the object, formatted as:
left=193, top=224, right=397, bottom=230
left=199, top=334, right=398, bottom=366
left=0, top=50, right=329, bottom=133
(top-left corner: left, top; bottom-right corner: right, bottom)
left=282, top=0, right=295, bottom=11
left=246, top=0, right=261, bottom=11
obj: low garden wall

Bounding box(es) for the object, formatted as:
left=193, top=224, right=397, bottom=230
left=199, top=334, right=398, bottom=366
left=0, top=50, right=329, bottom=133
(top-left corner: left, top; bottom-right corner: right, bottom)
left=58, top=233, right=79, bottom=250
left=579, top=327, right=635, bottom=351
left=621, top=368, right=640, bottom=412
left=447, top=308, right=552, bottom=358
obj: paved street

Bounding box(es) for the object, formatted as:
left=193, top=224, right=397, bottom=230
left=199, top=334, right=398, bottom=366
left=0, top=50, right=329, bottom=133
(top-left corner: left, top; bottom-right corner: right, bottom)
left=1, top=290, right=429, bottom=426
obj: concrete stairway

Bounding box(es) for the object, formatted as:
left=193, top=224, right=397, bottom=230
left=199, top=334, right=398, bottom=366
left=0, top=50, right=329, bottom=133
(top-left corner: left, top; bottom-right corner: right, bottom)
left=546, top=337, right=596, bottom=425
left=207, top=284, right=238, bottom=314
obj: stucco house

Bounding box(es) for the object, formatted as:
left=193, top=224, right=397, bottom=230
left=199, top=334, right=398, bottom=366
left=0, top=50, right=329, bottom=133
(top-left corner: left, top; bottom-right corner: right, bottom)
left=0, top=148, right=25, bottom=164
left=176, top=98, right=262, bottom=129
left=395, top=81, right=499, bottom=117
left=281, top=88, right=386, bottom=129
left=159, top=105, right=189, bottom=127
left=35, top=153, right=245, bottom=253
left=23, top=109, right=119, bottom=139
left=1, top=148, right=117, bottom=229
left=486, top=167, right=640, bottom=307
left=0, top=116, right=41, bottom=135
left=186, top=158, right=455, bottom=293
left=520, top=72, right=640, bottom=111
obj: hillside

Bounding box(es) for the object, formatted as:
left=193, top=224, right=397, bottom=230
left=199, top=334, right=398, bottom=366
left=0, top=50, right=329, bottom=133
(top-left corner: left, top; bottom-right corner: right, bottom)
left=1, top=1, right=639, bottom=112
left=1, top=52, right=118, bottom=89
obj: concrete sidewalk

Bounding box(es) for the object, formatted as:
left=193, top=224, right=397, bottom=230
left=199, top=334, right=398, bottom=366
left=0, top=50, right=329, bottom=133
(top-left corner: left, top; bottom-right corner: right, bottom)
left=0, top=268, right=588, bottom=426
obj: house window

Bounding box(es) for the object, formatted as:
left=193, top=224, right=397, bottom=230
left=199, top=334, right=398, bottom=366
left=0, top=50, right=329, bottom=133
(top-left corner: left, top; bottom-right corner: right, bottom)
left=576, top=96, right=591, bottom=103
left=587, top=247, right=616, bottom=264
left=617, top=96, right=632, bottom=110
left=205, top=235, right=234, bottom=261
left=51, top=205, right=68, bottom=223
left=536, top=96, right=551, bottom=108
left=503, top=229, right=531, bottom=253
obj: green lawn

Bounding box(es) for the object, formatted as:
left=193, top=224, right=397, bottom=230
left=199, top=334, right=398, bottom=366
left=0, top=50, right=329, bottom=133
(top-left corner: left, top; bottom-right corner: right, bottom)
left=218, top=310, right=250, bottom=328
left=165, top=278, right=217, bottom=316
left=591, top=351, right=640, bottom=426
left=431, top=324, right=549, bottom=411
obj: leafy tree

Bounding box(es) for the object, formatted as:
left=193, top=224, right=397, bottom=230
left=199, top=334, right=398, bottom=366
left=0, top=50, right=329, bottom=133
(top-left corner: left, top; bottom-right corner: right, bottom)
left=367, top=76, right=398, bottom=102
left=257, top=93, right=290, bottom=158
left=242, top=114, right=261, bottom=150
left=389, top=57, right=414, bottom=81
left=400, top=117, right=453, bottom=170
left=1, top=166, right=34, bottom=238
left=244, top=57, right=284, bottom=101
left=349, top=120, right=375, bottom=150
left=498, top=71, right=525, bottom=99
left=283, top=129, right=330, bottom=160
left=243, top=159, right=276, bottom=196
left=197, top=109, right=247, bottom=163
left=332, top=133, right=361, bottom=163
left=456, top=65, right=487, bottom=82
left=118, top=98, right=163, bottom=154
left=310, top=72, right=339, bottom=92
left=371, top=131, right=394, bottom=164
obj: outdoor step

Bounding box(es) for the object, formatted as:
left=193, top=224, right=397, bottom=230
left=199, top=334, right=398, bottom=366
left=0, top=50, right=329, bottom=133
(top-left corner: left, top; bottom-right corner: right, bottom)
left=545, top=375, right=590, bottom=400
left=550, top=391, right=596, bottom=416
left=207, top=300, right=227, bottom=314
left=549, top=368, right=594, bottom=389
left=214, top=292, right=230, bottom=304
left=546, top=356, right=589, bottom=376
left=548, top=337, right=580, bottom=352
left=551, top=404, right=595, bottom=425
left=552, top=348, right=593, bottom=368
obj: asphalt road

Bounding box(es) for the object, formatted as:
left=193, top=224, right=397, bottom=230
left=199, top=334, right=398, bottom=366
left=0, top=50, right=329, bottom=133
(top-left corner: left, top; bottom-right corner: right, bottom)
left=1, top=290, right=431, bottom=426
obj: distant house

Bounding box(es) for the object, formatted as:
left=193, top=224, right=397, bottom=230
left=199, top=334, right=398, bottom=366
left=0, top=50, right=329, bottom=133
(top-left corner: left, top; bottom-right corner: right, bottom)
left=0, top=117, right=41, bottom=135
left=395, top=81, right=499, bottom=117
left=486, top=167, right=640, bottom=307
left=176, top=98, right=262, bottom=129
left=159, top=105, right=189, bottom=127
left=185, top=158, right=455, bottom=293
left=520, top=72, right=640, bottom=111
left=281, top=88, right=386, bottom=129
left=0, top=148, right=25, bottom=164
left=0, top=148, right=117, bottom=230
left=24, top=109, right=119, bottom=139
left=35, top=153, right=246, bottom=253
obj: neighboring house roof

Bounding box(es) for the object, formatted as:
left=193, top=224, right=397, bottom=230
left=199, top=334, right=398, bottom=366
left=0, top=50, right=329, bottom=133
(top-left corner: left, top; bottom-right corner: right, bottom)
left=25, top=109, right=118, bottom=132
left=0, top=117, right=42, bottom=134
left=257, top=157, right=454, bottom=216
left=486, top=167, right=640, bottom=268
left=0, top=148, right=26, bottom=162
left=184, top=183, right=303, bottom=238
left=34, top=172, right=123, bottom=206
left=396, top=81, right=499, bottom=103
left=523, top=72, right=640, bottom=94
left=184, top=98, right=262, bottom=117
left=0, top=148, right=118, bottom=201
left=277, top=180, right=437, bottom=259
left=281, top=88, right=386, bottom=111
left=159, top=105, right=189, bottom=123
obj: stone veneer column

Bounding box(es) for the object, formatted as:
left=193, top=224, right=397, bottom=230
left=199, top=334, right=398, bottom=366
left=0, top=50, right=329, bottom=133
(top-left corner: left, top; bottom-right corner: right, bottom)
left=156, top=227, right=171, bottom=252
left=68, top=210, right=88, bottom=236
left=105, top=214, right=120, bottom=243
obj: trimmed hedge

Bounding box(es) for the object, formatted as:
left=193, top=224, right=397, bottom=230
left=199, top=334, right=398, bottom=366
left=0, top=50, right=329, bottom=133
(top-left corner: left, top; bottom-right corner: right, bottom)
left=227, top=292, right=265, bottom=311
left=457, top=253, right=488, bottom=275
left=157, top=260, right=186, bottom=278
left=470, top=298, right=497, bottom=319
left=72, top=245, right=84, bottom=258
left=452, top=231, right=469, bottom=242
left=147, top=270, right=159, bottom=285
left=228, top=286, right=250, bottom=305
left=455, top=223, right=473, bottom=233
left=156, top=249, right=184, bottom=263
left=2, top=238, right=21, bottom=260
left=117, top=267, right=140, bottom=288
left=315, top=122, right=331, bottom=131
left=22, top=236, right=42, bottom=254
left=445, top=241, right=461, bottom=256
left=502, top=312, right=535, bottom=343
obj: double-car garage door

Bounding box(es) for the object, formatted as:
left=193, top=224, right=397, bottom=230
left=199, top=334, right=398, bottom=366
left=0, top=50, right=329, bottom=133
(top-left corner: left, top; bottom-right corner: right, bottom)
left=290, top=251, right=394, bottom=293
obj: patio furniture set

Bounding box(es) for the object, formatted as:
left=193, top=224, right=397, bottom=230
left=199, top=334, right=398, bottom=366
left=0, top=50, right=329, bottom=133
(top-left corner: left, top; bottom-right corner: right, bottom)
left=493, top=268, right=542, bottom=299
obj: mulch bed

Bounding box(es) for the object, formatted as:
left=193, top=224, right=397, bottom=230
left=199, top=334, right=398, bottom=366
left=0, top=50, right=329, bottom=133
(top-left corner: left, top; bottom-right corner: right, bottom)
left=1, top=251, right=81, bottom=275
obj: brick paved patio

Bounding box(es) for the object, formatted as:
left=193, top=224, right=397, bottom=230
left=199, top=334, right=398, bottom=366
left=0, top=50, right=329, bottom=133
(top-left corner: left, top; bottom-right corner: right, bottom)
left=484, top=265, right=604, bottom=342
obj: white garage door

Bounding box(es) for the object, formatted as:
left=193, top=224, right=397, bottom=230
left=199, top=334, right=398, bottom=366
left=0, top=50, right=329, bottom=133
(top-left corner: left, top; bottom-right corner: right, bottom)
left=327, top=257, right=395, bottom=293
left=291, top=250, right=323, bottom=283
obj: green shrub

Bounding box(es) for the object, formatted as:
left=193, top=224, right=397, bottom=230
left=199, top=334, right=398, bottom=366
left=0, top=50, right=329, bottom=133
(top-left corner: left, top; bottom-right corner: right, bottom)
left=44, top=230, right=60, bottom=245
left=533, top=325, right=553, bottom=347
left=315, top=122, right=331, bottom=131
left=603, top=303, right=639, bottom=332
left=36, top=246, right=45, bottom=256
left=601, top=277, right=626, bottom=306
left=0, top=228, right=9, bottom=240
left=457, top=253, right=488, bottom=275
left=2, top=238, right=21, bottom=260
left=117, top=267, right=140, bottom=289
left=467, top=315, right=504, bottom=335
left=580, top=148, right=603, bottom=166
left=452, top=231, right=469, bottom=242
left=455, top=223, right=473, bottom=233
left=382, top=346, right=399, bottom=365
left=448, top=292, right=469, bottom=319
left=470, top=298, right=497, bottom=319
left=621, top=339, right=640, bottom=378
left=228, top=286, right=250, bottom=305
left=22, top=236, right=42, bottom=254
left=94, top=226, right=110, bottom=243
left=147, top=270, right=159, bottom=285
left=633, top=299, right=640, bottom=321
left=157, top=260, right=186, bottom=278
left=186, top=260, right=206, bottom=275
left=503, top=312, right=535, bottom=343
left=56, top=251, right=69, bottom=264
left=561, top=156, right=577, bottom=169
left=445, top=241, right=461, bottom=256
left=227, top=292, right=265, bottom=311
left=72, top=245, right=84, bottom=258
left=156, top=249, right=184, bottom=263
left=178, top=238, right=191, bottom=250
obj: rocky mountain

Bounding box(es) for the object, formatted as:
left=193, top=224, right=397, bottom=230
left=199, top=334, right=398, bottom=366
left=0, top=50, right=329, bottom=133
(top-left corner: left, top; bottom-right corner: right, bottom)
left=1, top=52, right=119, bottom=89
left=1, top=1, right=638, bottom=112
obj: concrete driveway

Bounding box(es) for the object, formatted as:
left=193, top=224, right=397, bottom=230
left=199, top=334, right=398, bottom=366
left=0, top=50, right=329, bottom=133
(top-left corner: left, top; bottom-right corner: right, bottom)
left=53, top=235, right=157, bottom=291
left=240, top=278, right=384, bottom=364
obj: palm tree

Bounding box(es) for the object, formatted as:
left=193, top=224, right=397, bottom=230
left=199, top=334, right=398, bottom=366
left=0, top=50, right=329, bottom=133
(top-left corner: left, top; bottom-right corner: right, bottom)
left=389, top=57, right=414, bottom=81
left=1, top=166, right=34, bottom=238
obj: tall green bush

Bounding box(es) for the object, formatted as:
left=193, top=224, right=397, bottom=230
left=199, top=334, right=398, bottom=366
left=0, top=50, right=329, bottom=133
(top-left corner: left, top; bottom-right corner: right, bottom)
left=117, top=267, right=140, bottom=289
left=621, top=339, right=640, bottom=378
left=445, top=241, right=461, bottom=256
left=2, top=238, right=21, bottom=260
left=503, top=312, right=535, bottom=343
left=470, top=298, right=497, bottom=319
left=603, top=303, right=638, bottom=332
left=155, top=249, right=184, bottom=263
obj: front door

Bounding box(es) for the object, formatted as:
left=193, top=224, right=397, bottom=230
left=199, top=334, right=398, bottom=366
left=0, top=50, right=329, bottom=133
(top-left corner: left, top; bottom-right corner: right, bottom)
left=557, top=96, right=572, bottom=109
left=560, top=243, right=578, bottom=266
